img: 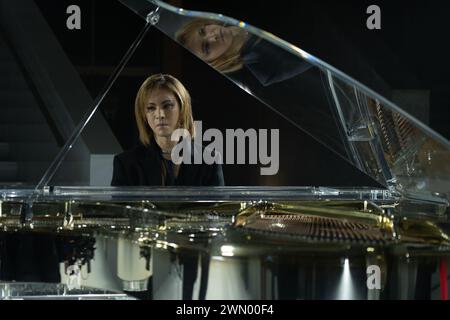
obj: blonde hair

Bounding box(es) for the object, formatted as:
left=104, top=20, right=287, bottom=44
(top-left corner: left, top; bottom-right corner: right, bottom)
left=134, top=74, right=195, bottom=146
left=175, top=18, right=245, bottom=73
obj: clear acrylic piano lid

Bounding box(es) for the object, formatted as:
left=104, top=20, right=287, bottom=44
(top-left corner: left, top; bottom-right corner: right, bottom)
left=119, top=0, right=450, bottom=198
left=18, top=0, right=450, bottom=204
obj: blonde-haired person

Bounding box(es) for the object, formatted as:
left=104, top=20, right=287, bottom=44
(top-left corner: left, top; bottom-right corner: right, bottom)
left=176, top=18, right=313, bottom=86
left=176, top=18, right=249, bottom=74
left=111, top=73, right=224, bottom=186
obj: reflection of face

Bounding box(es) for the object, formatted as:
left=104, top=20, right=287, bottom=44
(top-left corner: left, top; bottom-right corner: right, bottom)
left=145, top=88, right=180, bottom=139
left=186, top=24, right=234, bottom=62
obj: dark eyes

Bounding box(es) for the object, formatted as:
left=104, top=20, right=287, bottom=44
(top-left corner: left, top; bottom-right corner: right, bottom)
left=199, top=27, right=210, bottom=55
left=146, top=104, right=174, bottom=112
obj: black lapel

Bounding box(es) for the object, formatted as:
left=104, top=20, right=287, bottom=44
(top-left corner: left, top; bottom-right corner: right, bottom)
left=175, top=141, right=202, bottom=186
left=137, top=142, right=162, bottom=186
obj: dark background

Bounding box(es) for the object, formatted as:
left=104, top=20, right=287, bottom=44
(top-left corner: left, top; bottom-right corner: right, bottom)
left=33, top=0, right=450, bottom=187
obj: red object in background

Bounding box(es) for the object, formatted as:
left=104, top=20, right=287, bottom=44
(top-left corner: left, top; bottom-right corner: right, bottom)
left=440, top=258, right=448, bottom=300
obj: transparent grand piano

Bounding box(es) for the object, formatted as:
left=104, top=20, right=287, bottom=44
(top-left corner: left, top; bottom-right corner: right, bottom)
left=0, top=0, right=449, bottom=299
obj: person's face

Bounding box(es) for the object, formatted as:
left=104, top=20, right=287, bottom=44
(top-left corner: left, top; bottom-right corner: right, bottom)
left=186, top=24, right=234, bottom=62
left=145, top=88, right=180, bottom=139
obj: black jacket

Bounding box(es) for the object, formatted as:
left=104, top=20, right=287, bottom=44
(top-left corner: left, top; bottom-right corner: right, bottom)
left=111, top=141, right=224, bottom=186
left=242, top=35, right=313, bottom=86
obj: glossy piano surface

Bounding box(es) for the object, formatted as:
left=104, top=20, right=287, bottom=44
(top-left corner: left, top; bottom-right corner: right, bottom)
left=1, top=186, right=448, bottom=299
